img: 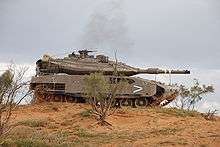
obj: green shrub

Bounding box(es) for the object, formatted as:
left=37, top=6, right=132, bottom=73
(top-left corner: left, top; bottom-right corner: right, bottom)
left=157, top=108, right=200, bottom=117
left=17, top=119, right=47, bottom=127
left=80, top=110, right=91, bottom=118
left=150, top=128, right=179, bottom=135
left=1, top=139, right=49, bottom=147
left=74, top=128, right=94, bottom=138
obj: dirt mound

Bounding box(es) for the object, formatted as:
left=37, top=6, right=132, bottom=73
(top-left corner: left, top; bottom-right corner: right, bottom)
left=3, top=102, right=220, bottom=146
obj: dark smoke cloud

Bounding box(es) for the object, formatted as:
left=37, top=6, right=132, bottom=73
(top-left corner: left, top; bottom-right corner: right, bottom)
left=80, top=0, right=134, bottom=54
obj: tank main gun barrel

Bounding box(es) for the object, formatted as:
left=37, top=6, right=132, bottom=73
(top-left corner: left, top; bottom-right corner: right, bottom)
left=138, top=68, right=190, bottom=74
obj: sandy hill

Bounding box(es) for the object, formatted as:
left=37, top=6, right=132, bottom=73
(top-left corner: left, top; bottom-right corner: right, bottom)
left=1, top=102, right=220, bottom=147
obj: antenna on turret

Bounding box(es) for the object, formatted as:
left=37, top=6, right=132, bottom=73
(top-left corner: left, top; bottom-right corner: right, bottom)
left=169, top=70, right=172, bottom=85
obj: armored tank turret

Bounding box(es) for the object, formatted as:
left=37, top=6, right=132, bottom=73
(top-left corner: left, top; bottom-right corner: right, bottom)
left=36, top=50, right=190, bottom=76
left=30, top=50, right=190, bottom=107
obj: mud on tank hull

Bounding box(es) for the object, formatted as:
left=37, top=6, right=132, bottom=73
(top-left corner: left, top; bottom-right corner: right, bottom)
left=30, top=75, right=179, bottom=107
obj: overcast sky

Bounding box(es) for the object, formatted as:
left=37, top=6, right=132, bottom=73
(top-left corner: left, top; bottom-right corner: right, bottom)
left=0, top=0, right=219, bottom=112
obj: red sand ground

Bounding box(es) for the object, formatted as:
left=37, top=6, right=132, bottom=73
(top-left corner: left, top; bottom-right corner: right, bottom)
left=6, top=102, right=220, bottom=146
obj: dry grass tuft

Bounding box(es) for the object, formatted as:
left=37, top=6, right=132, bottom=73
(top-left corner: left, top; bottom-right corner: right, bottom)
left=16, top=119, right=48, bottom=128
left=156, top=107, right=201, bottom=117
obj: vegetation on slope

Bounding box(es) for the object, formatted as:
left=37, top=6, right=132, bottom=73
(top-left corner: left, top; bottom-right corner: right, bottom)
left=0, top=103, right=219, bottom=147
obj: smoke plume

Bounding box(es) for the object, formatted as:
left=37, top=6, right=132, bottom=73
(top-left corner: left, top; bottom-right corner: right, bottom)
left=81, top=0, right=133, bottom=52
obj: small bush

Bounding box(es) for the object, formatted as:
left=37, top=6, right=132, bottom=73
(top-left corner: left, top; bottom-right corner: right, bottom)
left=58, top=131, right=73, bottom=138
left=17, top=119, right=47, bottom=127
left=157, top=108, right=200, bottom=117
left=203, top=109, right=218, bottom=121
left=1, top=139, right=49, bottom=147
left=74, top=128, right=94, bottom=138
left=7, top=127, right=35, bottom=139
left=47, top=123, right=59, bottom=130
left=159, top=139, right=188, bottom=145
left=80, top=110, right=91, bottom=118
left=151, top=128, right=179, bottom=136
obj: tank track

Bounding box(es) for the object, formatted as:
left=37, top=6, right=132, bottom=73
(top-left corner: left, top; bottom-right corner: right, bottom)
left=33, top=90, right=177, bottom=108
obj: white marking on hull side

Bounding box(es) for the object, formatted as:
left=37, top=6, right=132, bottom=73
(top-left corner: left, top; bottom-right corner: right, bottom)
left=160, top=99, right=168, bottom=106
left=133, top=85, right=143, bottom=94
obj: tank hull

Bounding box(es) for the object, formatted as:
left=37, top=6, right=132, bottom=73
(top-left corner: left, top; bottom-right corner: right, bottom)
left=30, top=75, right=178, bottom=107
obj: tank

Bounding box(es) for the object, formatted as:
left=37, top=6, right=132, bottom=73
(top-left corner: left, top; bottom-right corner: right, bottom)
left=30, top=50, right=190, bottom=107
left=36, top=50, right=190, bottom=76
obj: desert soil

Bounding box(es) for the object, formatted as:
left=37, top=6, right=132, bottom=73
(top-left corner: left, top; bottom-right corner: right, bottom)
left=3, top=102, right=220, bottom=147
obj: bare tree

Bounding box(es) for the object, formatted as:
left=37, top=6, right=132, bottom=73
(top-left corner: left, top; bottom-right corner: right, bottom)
left=83, top=52, right=127, bottom=125
left=173, top=85, right=190, bottom=109
left=0, top=66, right=32, bottom=137
left=203, top=109, right=218, bottom=121
left=83, top=72, right=127, bottom=126
left=174, top=79, right=214, bottom=110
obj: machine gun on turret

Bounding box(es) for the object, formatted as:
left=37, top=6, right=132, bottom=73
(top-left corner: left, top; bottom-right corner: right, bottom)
left=78, top=50, right=96, bottom=58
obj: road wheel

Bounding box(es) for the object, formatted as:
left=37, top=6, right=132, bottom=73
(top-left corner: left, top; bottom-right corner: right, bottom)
left=114, top=100, right=122, bottom=108
left=135, top=98, right=148, bottom=107
left=54, top=95, right=61, bottom=102
left=121, top=99, right=132, bottom=107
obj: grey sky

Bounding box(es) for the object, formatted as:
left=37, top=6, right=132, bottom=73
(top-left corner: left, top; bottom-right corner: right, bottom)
left=0, top=0, right=220, bottom=69
left=0, top=0, right=220, bottom=111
